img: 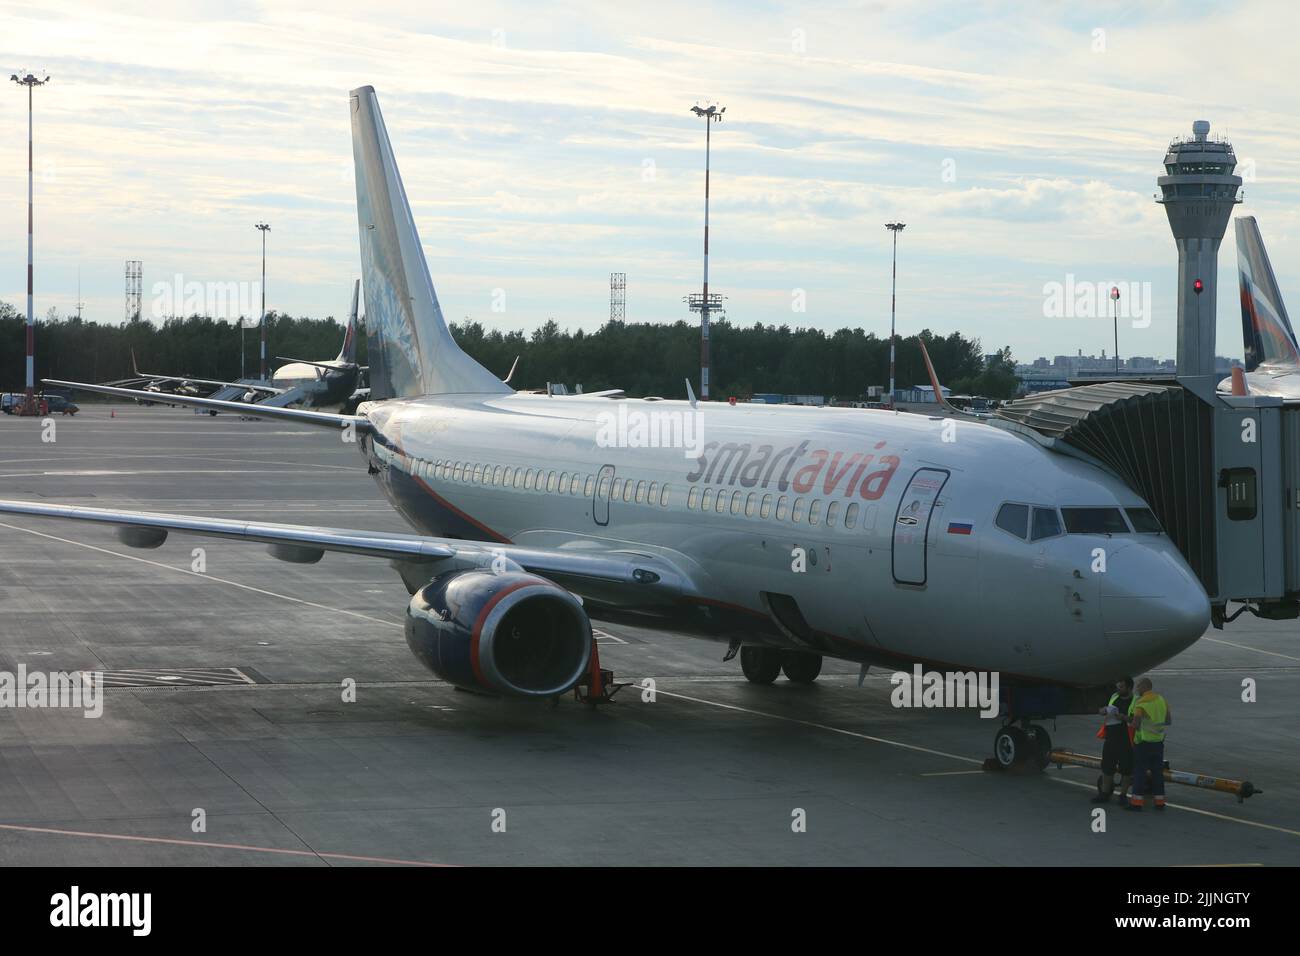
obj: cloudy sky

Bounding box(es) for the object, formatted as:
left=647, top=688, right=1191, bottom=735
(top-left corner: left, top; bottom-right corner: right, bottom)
left=1, top=0, right=1296, bottom=364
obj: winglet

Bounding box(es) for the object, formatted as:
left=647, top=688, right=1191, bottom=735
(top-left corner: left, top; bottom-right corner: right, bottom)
left=1230, top=365, right=1249, bottom=396
left=918, top=338, right=960, bottom=415
left=131, top=347, right=141, bottom=378
left=335, top=279, right=361, bottom=364
left=503, top=355, right=519, bottom=385
left=685, top=378, right=698, bottom=409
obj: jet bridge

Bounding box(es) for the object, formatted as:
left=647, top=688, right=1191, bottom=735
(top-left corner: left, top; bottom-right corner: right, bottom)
left=994, top=382, right=1297, bottom=625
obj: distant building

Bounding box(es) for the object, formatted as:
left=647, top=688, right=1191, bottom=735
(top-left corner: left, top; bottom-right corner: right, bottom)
left=1015, top=352, right=1242, bottom=393
left=750, top=393, right=826, bottom=406
left=894, top=384, right=951, bottom=404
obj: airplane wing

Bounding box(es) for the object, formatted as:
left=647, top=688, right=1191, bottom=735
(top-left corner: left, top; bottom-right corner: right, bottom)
left=274, top=357, right=354, bottom=373
left=917, top=339, right=985, bottom=419
left=135, top=374, right=286, bottom=396
left=0, top=499, right=692, bottom=604
left=43, top=379, right=369, bottom=432
left=124, top=349, right=287, bottom=396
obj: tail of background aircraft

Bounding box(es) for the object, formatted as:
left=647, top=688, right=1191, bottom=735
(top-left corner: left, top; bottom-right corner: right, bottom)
left=335, top=279, right=360, bottom=364
left=1237, top=216, right=1300, bottom=371
left=350, top=85, right=510, bottom=399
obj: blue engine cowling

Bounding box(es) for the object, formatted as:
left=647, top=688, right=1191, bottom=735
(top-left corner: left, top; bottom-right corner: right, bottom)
left=405, top=569, right=593, bottom=697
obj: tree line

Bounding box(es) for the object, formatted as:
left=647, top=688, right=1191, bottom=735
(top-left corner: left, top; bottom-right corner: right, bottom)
left=0, top=302, right=1019, bottom=400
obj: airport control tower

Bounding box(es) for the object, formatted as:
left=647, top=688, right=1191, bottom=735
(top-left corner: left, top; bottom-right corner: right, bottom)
left=1157, top=120, right=1242, bottom=390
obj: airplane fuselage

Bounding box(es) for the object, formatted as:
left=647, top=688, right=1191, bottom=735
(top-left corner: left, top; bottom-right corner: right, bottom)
left=272, top=362, right=359, bottom=409
left=1218, top=364, right=1300, bottom=398
left=355, top=393, right=1209, bottom=686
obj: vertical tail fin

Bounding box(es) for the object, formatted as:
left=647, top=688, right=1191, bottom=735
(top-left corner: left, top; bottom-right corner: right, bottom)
left=335, top=279, right=360, bottom=364
left=350, top=86, right=509, bottom=398
left=1236, top=216, right=1299, bottom=371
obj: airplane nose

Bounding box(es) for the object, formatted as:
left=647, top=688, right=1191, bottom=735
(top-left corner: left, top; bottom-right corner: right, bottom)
left=1100, top=543, right=1209, bottom=667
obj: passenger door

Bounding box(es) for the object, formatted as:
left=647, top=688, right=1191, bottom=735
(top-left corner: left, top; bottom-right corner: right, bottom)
left=891, top=468, right=950, bottom=586
left=593, top=464, right=615, bottom=526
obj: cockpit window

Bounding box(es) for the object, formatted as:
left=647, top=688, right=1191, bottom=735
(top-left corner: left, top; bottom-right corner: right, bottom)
left=1125, top=507, right=1162, bottom=533
left=995, top=503, right=1029, bottom=539
left=1030, top=506, right=1063, bottom=540
left=1062, top=507, right=1129, bottom=534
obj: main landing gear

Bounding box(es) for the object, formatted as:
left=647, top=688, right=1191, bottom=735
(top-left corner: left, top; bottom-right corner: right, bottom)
left=739, top=646, right=823, bottom=685
left=990, top=721, right=1052, bottom=772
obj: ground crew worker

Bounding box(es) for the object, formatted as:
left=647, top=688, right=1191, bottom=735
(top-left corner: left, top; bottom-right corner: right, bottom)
left=1124, top=677, right=1172, bottom=812
left=1091, top=676, right=1134, bottom=805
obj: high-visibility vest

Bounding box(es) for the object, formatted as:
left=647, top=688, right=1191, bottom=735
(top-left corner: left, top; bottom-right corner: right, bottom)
left=1134, top=693, right=1168, bottom=743
left=1096, top=692, right=1129, bottom=739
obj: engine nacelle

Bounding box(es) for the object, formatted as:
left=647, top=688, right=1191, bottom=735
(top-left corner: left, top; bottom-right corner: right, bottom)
left=405, top=570, right=593, bottom=697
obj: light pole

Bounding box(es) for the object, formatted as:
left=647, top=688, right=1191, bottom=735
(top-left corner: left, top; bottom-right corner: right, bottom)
left=885, top=222, right=906, bottom=408
left=691, top=103, right=724, bottom=400
left=11, top=71, right=49, bottom=416
left=255, top=222, right=270, bottom=380
left=1110, top=285, right=1120, bottom=375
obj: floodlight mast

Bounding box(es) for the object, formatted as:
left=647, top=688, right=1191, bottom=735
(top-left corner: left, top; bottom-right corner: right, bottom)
left=11, top=71, right=50, bottom=416
left=691, top=103, right=725, bottom=400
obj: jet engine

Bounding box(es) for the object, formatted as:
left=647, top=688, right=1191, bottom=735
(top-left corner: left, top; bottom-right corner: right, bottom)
left=405, top=569, right=593, bottom=697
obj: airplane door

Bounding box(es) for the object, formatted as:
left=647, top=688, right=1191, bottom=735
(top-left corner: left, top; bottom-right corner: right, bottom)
left=891, top=468, right=949, bottom=586
left=593, top=464, right=615, bottom=526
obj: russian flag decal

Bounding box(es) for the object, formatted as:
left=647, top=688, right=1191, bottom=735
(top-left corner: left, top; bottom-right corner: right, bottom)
left=947, top=521, right=974, bottom=535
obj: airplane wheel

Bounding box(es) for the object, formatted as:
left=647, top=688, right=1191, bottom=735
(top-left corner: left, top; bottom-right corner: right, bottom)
left=1027, top=725, right=1052, bottom=770
left=781, top=651, right=823, bottom=683
left=993, top=726, right=1029, bottom=769
left=740, top=646, right=782, bottom=684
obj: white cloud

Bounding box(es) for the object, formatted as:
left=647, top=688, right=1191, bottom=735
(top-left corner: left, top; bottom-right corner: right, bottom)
left=0, top=0, right=1292, bottom=363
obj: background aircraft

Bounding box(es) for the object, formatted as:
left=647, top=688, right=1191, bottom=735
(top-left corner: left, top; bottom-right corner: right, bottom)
left=0, top=87, right=1210, bottom=771
left=1221, top=216, right=1300, bottom=397
left=111, top=280, right=367, bottom=412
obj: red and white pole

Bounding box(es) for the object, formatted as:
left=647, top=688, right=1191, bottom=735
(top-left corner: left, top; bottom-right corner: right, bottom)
left=701, top=114, right=711, bottom=401
left=13, top=74, right=49, bottom=415
left=692, top=103, right=724, bottom=401
left=885, top=222, right=906, bottom=409
left=10, top=74, right=48, bottom=416
left=256, top=222, right=270, bottom=381
left=25, top=80, right=34, bottom=412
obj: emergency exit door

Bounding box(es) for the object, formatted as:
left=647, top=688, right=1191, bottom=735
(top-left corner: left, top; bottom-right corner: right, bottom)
left=891, top=467, right=949, bottom=586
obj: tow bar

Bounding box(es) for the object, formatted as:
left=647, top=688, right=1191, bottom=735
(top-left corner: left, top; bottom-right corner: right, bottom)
left=1048, top=749, right=1262, bottom=803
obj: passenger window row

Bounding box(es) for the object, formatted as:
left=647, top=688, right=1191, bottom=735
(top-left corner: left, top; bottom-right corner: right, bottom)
left=383, top=443, right=887, bottom=531
left=684, top=486, right=880, bottom=532
left=408, top=454, right=673, bottom=509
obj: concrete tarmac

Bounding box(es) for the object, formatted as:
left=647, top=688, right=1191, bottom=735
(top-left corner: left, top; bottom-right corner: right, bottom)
left=1, top=406, right=1298, bottom=865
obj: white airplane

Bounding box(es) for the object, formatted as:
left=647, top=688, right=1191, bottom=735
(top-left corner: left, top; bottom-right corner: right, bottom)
left=1219, top=216, right=1300, bottom=397
left=0, top=86, right=1209, bottom=770
left=118, top=281, right=366, bottom=412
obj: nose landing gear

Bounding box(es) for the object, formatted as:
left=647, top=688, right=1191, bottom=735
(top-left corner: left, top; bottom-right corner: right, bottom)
left=990, top=722, right=1052, bottom=772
